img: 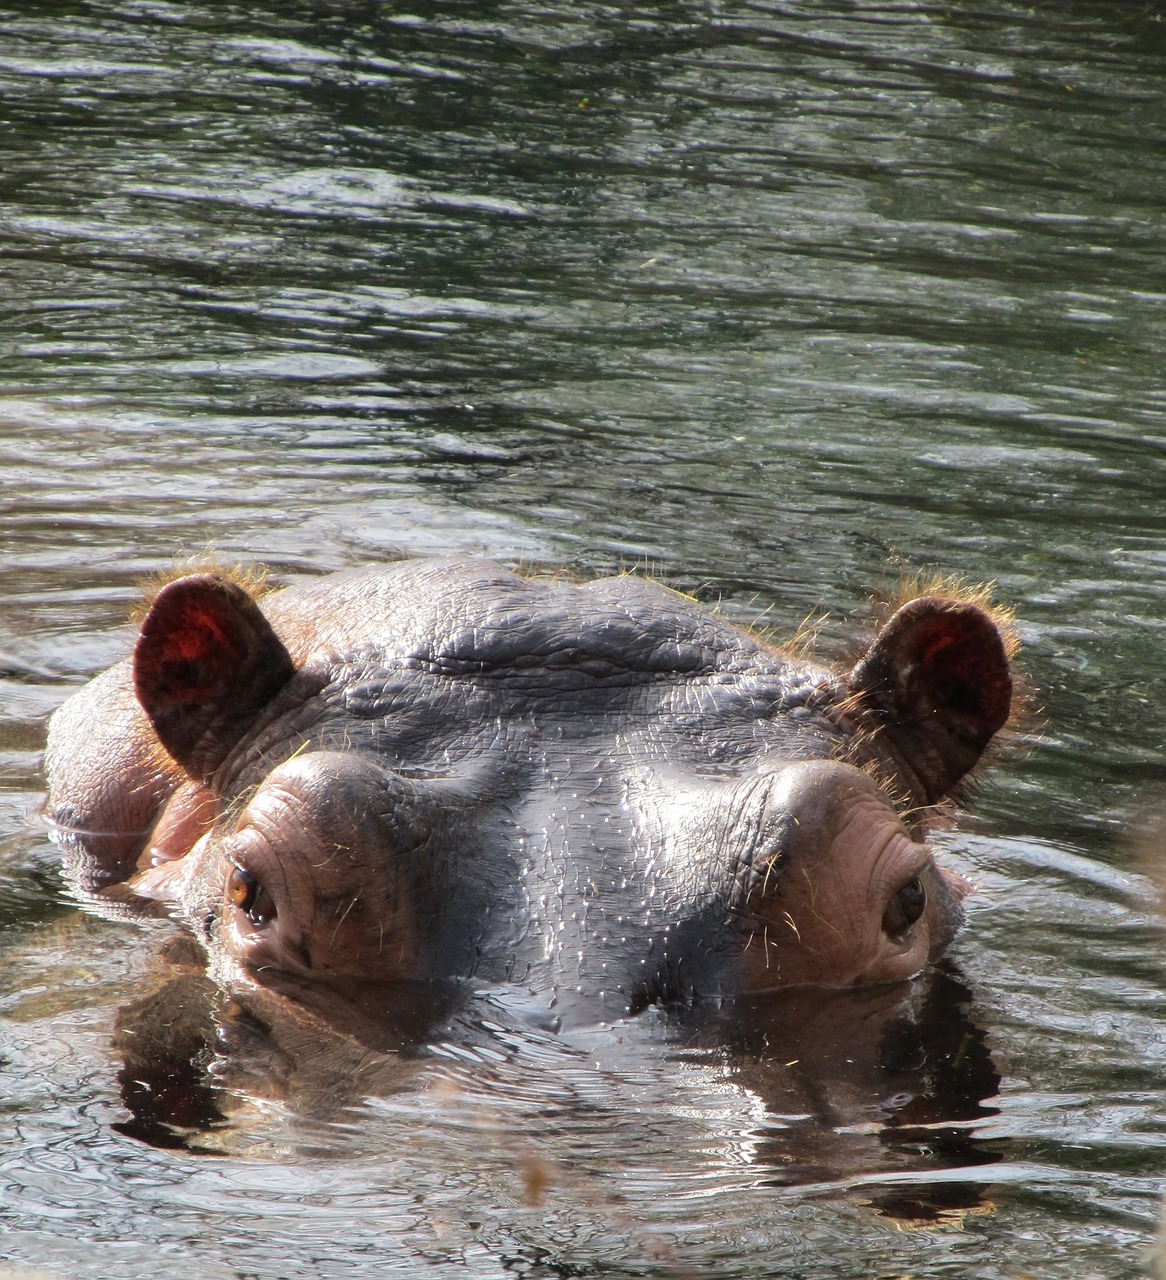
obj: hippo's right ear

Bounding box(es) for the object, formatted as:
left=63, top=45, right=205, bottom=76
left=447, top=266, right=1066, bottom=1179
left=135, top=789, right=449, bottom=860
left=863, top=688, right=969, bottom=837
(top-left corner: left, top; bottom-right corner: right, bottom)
left=847, top=594, right=1013, bottom=804
left=133, top=575, right=295, bottom=780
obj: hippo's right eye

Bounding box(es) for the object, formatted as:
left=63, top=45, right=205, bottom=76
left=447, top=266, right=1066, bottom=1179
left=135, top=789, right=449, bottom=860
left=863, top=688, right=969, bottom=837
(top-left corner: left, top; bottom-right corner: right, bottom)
left=882, top=876, right=926, bottom=940
left=227, top=866, right=276, bottom=927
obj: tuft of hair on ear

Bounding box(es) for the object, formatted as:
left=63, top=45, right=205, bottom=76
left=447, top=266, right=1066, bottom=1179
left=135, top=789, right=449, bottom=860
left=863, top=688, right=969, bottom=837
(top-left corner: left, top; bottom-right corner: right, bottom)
left=131, top=553, right=273, bottom=626
left=870, top=568, right=1021, bottom=664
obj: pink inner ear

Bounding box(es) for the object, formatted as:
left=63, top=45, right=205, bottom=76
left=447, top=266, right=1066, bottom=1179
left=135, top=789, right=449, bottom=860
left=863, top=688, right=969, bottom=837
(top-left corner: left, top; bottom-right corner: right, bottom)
left=144, top=601, right=238, bottom=701
left=912, top=613, right=1011, bottom=727
left=138, top=585, right=249, bottom=708
left=133, top=574, right=296, bottom=777
left=917, top=630, right=955, bottom=667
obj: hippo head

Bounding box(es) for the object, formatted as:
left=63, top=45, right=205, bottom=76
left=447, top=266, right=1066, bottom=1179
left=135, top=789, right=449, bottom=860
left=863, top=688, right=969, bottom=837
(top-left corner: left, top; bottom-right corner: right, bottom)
left=45, top=560, right=1014, bottom=1013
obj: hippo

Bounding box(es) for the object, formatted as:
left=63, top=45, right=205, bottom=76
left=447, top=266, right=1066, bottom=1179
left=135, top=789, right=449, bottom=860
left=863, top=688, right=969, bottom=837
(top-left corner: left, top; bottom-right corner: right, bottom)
left=44, top=558, right=1014, bottom=1023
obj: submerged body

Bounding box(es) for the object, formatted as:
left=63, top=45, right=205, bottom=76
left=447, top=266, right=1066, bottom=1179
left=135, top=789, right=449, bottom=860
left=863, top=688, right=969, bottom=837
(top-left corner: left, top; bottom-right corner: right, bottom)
left=44, top=559, right=1014, bottom=1020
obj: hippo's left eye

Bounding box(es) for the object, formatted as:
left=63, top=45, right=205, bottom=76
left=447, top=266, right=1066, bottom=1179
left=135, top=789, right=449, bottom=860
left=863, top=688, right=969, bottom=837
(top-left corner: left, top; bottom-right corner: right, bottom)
left=882, top=876, right=926, bottom=939
left=227, top=865, right=276, bottom=927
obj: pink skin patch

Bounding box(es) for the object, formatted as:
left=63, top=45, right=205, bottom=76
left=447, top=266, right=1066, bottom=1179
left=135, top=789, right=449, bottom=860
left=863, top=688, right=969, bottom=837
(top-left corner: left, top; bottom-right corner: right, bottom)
left=138, top=781, right=217, bottom=869
left=939, top=864, right=975, bottom=900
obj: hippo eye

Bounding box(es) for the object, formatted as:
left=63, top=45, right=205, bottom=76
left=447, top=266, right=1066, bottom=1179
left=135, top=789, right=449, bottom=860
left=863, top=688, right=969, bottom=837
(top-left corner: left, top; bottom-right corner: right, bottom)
left=883, top=877, right=926, bottom=939
left=227, top=865, right=276, bottom=927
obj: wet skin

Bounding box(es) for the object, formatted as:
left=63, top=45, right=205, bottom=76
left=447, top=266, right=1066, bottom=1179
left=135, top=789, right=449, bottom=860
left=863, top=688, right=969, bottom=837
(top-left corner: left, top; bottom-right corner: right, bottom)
left=44, top=559, right=1013, bottom=1021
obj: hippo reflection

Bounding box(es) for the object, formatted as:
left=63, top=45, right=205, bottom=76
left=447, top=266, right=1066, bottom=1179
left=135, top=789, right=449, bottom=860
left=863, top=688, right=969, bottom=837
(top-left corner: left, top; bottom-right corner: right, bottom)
left=45, top=558, right=1014, bottom=1020
left=112, top=940, right=1001, bottom=1219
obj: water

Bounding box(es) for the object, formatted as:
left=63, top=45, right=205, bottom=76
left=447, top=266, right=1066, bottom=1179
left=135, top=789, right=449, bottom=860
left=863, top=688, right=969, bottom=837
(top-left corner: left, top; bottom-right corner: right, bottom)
left=2, top=0, right=1165, bottom=1275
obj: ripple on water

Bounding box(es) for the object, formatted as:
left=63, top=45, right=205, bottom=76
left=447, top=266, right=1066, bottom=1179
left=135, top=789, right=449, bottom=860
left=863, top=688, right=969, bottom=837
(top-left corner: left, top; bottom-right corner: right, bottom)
left=1, top=1, right=1166, bottom=1277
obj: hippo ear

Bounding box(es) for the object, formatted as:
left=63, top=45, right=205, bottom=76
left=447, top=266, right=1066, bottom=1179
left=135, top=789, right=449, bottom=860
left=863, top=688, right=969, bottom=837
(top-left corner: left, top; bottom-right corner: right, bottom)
left=847, top=595, right=1013, bottom=802
left=133, top=574, right=295, bottom=780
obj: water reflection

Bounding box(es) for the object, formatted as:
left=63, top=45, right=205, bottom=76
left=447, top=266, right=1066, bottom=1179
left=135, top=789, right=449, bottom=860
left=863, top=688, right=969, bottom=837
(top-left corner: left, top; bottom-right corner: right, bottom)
left=3, top=0, right=1166, bottom=1276
left=110, top=921, right=1003, bottom=1229
left=684, top=969, right=1002, bottom=1210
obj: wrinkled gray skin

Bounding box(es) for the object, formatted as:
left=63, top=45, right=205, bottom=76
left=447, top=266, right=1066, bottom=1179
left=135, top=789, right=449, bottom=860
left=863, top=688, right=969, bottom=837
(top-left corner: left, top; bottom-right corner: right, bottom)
left=44, top=559, right=1013, bottom=1023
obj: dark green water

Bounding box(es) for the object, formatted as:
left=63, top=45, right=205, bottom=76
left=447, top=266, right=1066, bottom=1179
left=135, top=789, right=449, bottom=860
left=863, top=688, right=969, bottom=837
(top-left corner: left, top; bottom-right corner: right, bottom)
left=2, top=2, right=1165, bottom=1276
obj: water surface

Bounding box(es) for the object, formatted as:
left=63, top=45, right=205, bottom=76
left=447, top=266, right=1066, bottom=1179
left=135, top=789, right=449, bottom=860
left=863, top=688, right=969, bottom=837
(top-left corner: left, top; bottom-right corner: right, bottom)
left=2, top=2, right=1165, bottom=1276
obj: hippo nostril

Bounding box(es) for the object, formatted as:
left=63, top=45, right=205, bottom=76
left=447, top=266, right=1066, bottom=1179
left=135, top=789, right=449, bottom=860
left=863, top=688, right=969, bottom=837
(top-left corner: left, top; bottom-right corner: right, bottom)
left=227, top=864, right=276, bottom=927
left=882, top=876, right=926, bottom=940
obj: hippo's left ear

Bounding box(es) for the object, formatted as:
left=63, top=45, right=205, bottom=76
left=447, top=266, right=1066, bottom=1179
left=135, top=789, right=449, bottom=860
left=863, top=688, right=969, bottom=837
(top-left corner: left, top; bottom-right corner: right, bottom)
left=134, top=574, right=296, bottom=781
left=847, top=595, right=1013, bottom=803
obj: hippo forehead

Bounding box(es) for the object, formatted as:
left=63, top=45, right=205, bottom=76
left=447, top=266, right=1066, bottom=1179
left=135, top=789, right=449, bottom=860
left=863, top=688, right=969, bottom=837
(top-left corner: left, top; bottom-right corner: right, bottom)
left=274, top=562, right=750, bottom=681
left=247, top=560, right=840, bottom=760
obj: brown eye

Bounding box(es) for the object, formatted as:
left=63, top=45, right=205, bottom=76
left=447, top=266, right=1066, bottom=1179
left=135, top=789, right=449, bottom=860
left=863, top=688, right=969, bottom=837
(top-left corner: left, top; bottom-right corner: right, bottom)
left=227, top=866, right=275, bottom=926
left=883, top=876, right=926, bottom=939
